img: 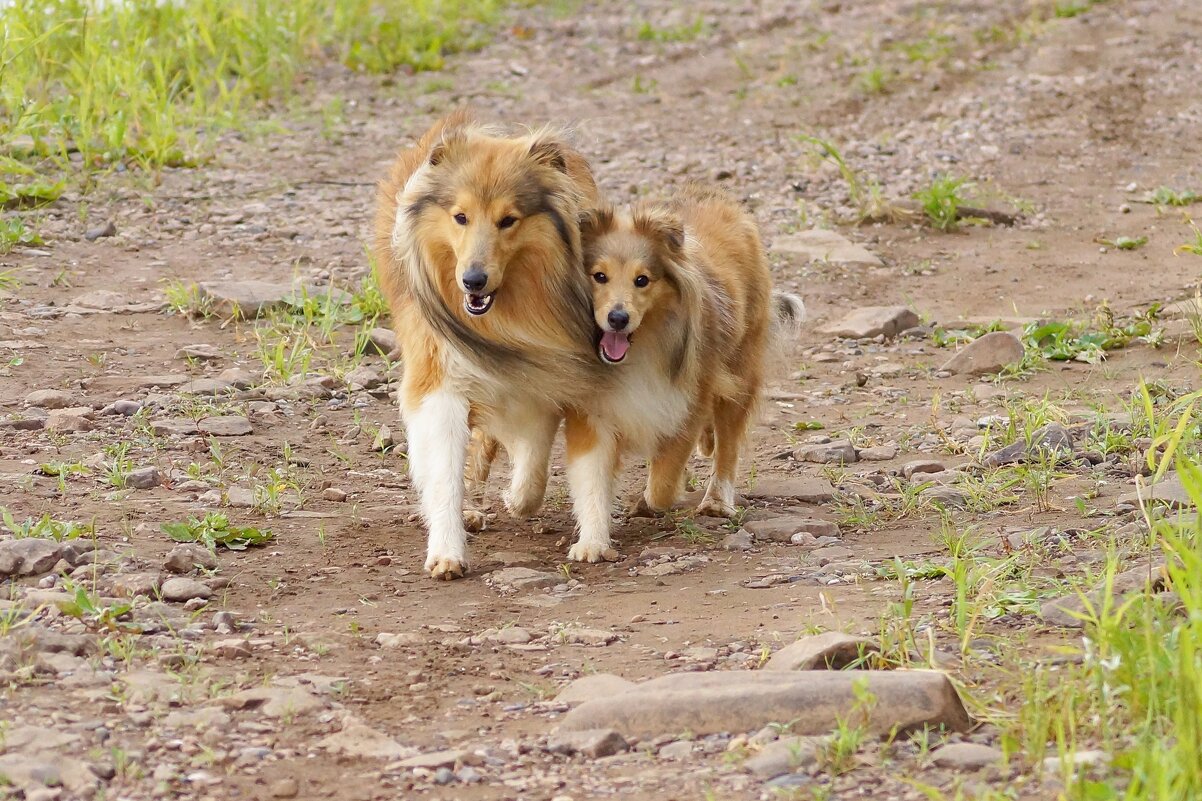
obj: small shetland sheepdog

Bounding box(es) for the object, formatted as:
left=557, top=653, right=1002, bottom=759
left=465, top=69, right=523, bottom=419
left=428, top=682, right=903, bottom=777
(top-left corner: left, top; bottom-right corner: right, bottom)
left=373, top=110, right=610, bottom=579
left=561, top=184, right=804, bottom=561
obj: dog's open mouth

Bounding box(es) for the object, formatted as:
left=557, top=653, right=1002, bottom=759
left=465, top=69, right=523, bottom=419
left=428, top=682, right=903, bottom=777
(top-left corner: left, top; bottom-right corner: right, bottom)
left=599, top=330, right=631, bottom=364
left=464, top=293, right=495, bottom=316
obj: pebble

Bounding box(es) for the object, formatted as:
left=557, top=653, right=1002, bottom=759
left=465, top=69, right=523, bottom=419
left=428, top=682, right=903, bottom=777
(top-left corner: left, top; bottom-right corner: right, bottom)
left=24, top=389, right=75, bottom=409
left=857, top=445, right=897, bottom=461
left=198, top=415, right=253, bottom=436
left=322, top=487, right=348, bottom=502
left=270, top=778, right=300, bottom=798
left=163, top=543, right=219, bottom=573
left=84, top=220, right=118, bottom=241
left=931, top=742, right=1005, bottom=770
left=939, top=331, right=1024, bottom=376
left=159, top=577, right=213, bottom=603
left=793, top=440, right=857, bottom=464
left=820, top=306, right=919, bottom=339
left=764, top=631, right=879, bottom=671
left=126, top=466, right=162, bottom=489
left=546, top=728, right=628, bottom=758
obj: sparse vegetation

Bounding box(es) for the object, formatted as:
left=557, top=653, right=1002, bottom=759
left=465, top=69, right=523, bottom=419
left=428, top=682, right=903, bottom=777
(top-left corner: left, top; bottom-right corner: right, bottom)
left=913, top=176, right=974, bottom=231
left=161, top=512, right=274, bottom=551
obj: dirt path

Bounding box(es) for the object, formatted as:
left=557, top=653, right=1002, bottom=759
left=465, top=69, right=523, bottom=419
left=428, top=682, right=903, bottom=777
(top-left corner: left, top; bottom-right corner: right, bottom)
left=3, top=1, right=1202, bottom=799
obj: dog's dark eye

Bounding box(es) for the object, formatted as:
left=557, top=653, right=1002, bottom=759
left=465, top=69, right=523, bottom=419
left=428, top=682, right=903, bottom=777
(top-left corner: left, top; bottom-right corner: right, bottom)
left=453, top=212, right=468, bottom=226
left=634, top=275, right=650, bottom=288
left=498, top=216, right=517, bottom=229
left=593, top=272, right=608, bottom=284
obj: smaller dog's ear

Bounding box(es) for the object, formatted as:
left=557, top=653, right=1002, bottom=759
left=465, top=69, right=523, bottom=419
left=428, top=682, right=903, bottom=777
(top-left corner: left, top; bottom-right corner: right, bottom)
left=633, top=207, right=685, bottom=255
left=578, top=206, right=614, bottom=241
left=428, top=128, right=466, bottom=167
left=528, top=136, right=568, bottom=173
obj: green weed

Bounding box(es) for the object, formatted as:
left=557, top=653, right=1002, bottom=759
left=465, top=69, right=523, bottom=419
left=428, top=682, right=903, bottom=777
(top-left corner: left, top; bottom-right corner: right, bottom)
left=161, top=512, right=274, bottom=551
left=1, top=507, right=92, bottom=540
left=0, top=217, right=43, bottom=252
left=913, top=175, right=973, bottom=231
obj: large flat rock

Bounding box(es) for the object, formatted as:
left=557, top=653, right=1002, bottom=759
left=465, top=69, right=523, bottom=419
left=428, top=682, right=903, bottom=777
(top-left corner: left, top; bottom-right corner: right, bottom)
left=773, top=230, right=883, bottom=267
left=557, top=670, right=970, bottom=738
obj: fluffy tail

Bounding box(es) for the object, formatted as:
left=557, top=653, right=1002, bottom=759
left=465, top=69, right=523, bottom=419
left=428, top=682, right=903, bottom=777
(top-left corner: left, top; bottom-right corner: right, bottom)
left=772, top=292, right=806, bottom=336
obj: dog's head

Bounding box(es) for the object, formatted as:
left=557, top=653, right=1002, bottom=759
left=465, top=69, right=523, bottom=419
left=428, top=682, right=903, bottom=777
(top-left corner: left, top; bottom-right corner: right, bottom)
left=402, top=126, right=579, bottom=318
left=579, top=204, right=686, bottom=364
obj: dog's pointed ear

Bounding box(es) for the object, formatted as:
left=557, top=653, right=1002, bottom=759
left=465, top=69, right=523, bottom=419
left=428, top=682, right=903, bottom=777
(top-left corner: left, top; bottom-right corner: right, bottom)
left=428, top=126, right=467, bottom=167
left=578, top=206, right=614, bottom=243
left=528, top=134, right=569, bottom=173
left=632, top=206, right=685, bottom=256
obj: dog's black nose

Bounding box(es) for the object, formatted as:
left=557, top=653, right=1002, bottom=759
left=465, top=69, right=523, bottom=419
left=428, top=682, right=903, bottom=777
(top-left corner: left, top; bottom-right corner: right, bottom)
left=462, top=267, right=488, bottom=292
left=607, top=309, right=630, bottom=330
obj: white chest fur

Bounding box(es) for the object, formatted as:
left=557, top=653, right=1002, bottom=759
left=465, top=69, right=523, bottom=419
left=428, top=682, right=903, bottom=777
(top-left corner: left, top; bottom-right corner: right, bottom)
left=592, top=357, right=691, bottom=456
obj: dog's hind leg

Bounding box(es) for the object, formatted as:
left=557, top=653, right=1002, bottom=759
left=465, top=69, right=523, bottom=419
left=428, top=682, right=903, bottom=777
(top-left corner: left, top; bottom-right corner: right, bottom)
left=501, top=409, right=559, bottom=519
left=463, top=429, right=499, bottom=531
left=404, top=383, right=472, bottom=580
left=564, top=410, right=620, bottom=563
left=696, top=393, right=755, bottom=518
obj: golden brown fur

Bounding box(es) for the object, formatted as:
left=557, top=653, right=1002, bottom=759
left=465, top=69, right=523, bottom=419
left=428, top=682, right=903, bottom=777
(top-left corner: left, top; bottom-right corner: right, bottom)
left=373, top=110, right=610, bottom=579
left=560, top=184, right=803, bottom=561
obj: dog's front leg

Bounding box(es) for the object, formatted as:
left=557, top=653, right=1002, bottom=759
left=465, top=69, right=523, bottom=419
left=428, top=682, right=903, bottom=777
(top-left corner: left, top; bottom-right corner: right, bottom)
left=404, top=386, right=471, bottom=579
left=502, top=410, right=559, bottom=519
left=564, top=410, right=620, bottom=563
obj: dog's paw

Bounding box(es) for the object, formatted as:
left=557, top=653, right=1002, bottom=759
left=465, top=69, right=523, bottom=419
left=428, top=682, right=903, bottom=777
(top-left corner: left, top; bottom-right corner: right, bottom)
left=629, top=493, right=667, bottom=518
left=425, top=553, right=469, bottom=580
left=462, top=509, right=487, bottom=533
left=695, top=497, right=737, bottom=519
left=567, top=540, right=620, bottom=563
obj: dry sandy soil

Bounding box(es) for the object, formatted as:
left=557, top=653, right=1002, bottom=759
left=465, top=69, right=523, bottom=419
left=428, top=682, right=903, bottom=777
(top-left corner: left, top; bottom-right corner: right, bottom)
left=3, top=1, right=1202, bottom=799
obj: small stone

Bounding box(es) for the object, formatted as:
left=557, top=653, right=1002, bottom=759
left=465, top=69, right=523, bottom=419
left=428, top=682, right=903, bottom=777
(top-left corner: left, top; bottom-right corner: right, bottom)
left=71, top=289, right=128, bottom=309
left=391, top=749, right=465, bottom=770
left=857, top=445, right=897, bottom=461
left=217, top=367, right=256, bottom=389
left=1114, top=472, right=1194, bottom=509
left=563, top=628, right=618, bottom=647
left=372, top=425, right=396, bottom=452
left=376, top=632, right=422, bottom=648
left=345, top=366, right=383, bottom=390
left=744, top=736, right=820, bottom=779
left=940, top=332, right=1024, bottom=376
left=921, top=486, right=969, bottom=509
left=198, top=415, right=252, bottom=436
left=163, top=543, right=218, bottom=574
left=270, top=778, right=300, bottom=798
left=219, top=685, right=324, bottom=718
left=931, top=742, right=1005, bottom=770
left=111, top=573, right=161, bottom=598
left=174, top=344, right=222, bottom=360
left=820, top=306, right=920, bottom=339
left=982, top=423, right=1074, bottom=467
left=178, top=378, right=234, bottom=396
left=126, top=466, right=161, bottom=490
left=24, top=389, right=74, bottom=409
left=212, top=639, right=253, bottom=659
left=1042, top=749, right=1108, bottom=773
left=745, top=477, right=836, bottom=503
left=151, top=418, right=200, bottom=437
left=0, top=539, right=62, bottom=577
left=318, top=722, right=413, bottom=759
left=198, top=280, right=350, bottom=318
left=225, top=486, right=256, bottom=508
left=764, top=632, right=880, bottom=671
left=793, top=440, right=857, bottom=464
left=490, top=626, right=533, bottom=644
left=488, top=567, right=561, bottom=593
left=44, top=413, right=94, bottom=433
left=658, top=740, right=694, bottom=759
left=84, top=221, right=118, bottom=241
left=745, top=517, right=839, bottom=543
left=160, top=577, right=213, bottom=603
left=360, top=328, right=398, bottom=357
left=322, top=487, right=348, bottom=502
left=547, top=728, right=629, bottom=758
left=903, top=460, right=946, bottom=479
left=721, top=528, right=754, bottom=551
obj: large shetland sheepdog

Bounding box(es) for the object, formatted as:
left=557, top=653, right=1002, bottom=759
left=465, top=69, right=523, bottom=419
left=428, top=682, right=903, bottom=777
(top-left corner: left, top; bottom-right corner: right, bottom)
left=373, top=110, right=607, bottom=579
left=562, top=184, right=804, bottom=560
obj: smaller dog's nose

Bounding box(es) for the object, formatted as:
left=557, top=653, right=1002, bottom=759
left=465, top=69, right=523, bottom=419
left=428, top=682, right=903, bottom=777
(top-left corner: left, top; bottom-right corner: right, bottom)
left=607, top=308, right=630, bottom=331
left=462, top=267, right=488, bottom=292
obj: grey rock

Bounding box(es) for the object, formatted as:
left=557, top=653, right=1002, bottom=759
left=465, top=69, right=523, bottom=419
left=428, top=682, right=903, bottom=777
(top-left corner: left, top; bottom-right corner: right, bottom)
left=903, top=460, right=947, bottom=479
left=940, top=332, right=1024, bottom=376
left=930, top=742, right=1005, bottom=770
left=270, top=778, right=300, bottom=798
left=0, top=753, right=99, bottom=796
left=164, top=543, right=218, bottom=574
left=921, top=486, right=969, bottom=509
left=345, top=366, right=383, bottom=390
left=744, top=736, right=820, bottom=779
left=198, top=280, right=351, bottom=318
left=1040, top=561, right=1167, bottom=628
left=658, top=740, right=694, bottom=759
left=198, top=415, right=252, bottom=436
left=179, top=379, right=234, bottom=397
left=555, top=673, right=636, bottom=705
left=318, top=722, right=413, bottom=759
left=487, top=567, right=561, bottom=593
left=218, top=685, right=324, bottom=718
left=150, top=418, right=200, bottom=437
left=745, top=517, right=839, bottom=543
left=857, top=445, right=897, bottom=461
left=558, top=670, right=971, bottom=738
left=764, top=632, right=879, bottom=671
left=793, top=440, right=857, bottom=464
left=745, top=477, right=836, bottom=504
left=84, top=220, right=118, bottom=241
left=820, top=306, right=920, bottom=339
left=24, top=389, right=74, bottom=409
left=126, top=466, right=161, bottom=490
left=372, top=425, right=396, bottom=452
left=225, top=486, right=256, bottom=507
left=160, top=577, right=213, bottom=603
left=175, top=344, right=222, bottom=360
left=108, top=400, right=142, bottom=416
left=547, top=728, right=629, bottom=758
left=773, top=230, right=882, bottom=267
left=70, top=289, right=128, bottom=309
left=391, top=749, right=465, bottom=770
left=721, top=528, right=754, bottom=551
left=111, top=573, right=162, bottom=598
left=1042, top=749, right=1108, bottom=772
left=982, top=423, right=1073, bottom=467
left=360, top=327, right=398, bottom=357
left=0, top=539, right=62, bottom=577
left=1115, top=473, right=1194, bottom=509
left=44, top=412, right=94, bottom=433
left=217, top=367, right=257, bottom=389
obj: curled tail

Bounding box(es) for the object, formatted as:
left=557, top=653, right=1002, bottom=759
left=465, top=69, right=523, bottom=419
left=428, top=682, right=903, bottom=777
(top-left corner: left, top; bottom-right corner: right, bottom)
left=772, top=292, right=806, bottom=337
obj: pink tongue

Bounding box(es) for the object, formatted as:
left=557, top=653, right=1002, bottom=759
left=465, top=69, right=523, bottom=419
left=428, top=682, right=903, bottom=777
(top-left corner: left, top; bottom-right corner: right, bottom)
left=600, top=331, right=630, bottom=361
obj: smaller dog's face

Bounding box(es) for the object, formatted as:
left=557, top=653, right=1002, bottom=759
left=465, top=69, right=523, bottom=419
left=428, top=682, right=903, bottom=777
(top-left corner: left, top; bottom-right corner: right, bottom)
left=582, top=207, right=684, bottom=364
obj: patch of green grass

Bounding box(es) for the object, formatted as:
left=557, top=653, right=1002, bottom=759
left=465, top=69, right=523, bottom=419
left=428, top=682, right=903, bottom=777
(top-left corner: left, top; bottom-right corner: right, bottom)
left=1, top=0, right=506, bottom=177
left=1175, top=220, right=1202, bottom=256
left=1098, top=234, right=1148, bottom=250
left=1149, top=186, right=1200, bottom=207
left=855, top=66, right=890, bottom=94
left=913, top=175, right=973, bottom=231
left=634, top=17, right=706, bottom=43
left=798, top=134, right=895, bottom=223
left=0, top=217, right=43, bottom=253
left=1, top=507, right=93, bottom=540
left=161, top=512, right=274, bottom=551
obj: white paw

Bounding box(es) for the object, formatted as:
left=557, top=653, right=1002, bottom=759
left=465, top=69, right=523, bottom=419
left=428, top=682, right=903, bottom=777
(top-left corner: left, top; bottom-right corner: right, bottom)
left=696, top=497, right=737, bottom=518
left=567, top=540, right=620, bottom=563
left=425, top=552, right=469, bottom=580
